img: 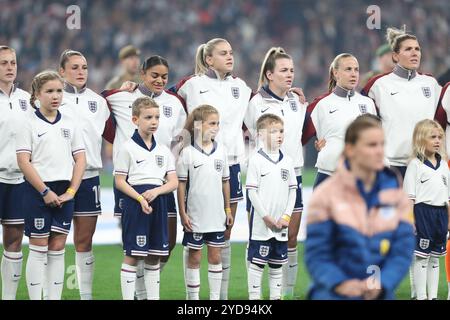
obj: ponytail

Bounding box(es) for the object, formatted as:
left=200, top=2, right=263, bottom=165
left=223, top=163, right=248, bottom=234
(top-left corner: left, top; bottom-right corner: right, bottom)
left=327, top=53, right=355, bottom=92
left=194, top=38, right=228, bottom=75
left=258, top=47, right=291, bottom=89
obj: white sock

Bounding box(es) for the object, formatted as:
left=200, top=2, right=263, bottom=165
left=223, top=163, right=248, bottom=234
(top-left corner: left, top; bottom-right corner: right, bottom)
left=220, top=240, right=231, bottom=300
left=182, top=247, right=189, bottom=299
left=1, top=250, right=23, bottom=300
left=245, top=242, right=249, bottom=269
left=135, top=259, right=146, bottom=300
left=269, top=266, right=283, bottom=300
left=186, top=267, right=200, bottom=300
left=75, top=251, right=95, bottom=300
left=42, top=261, right=48, bottom=300
left=120, top=263, right=137, bottom=300
left=427, top=256, right=440, bottom=300
left=46, top=249, right=65, bottom=300
left=413, top=255, right=429, bottom=300
left=26, top=245, right=48, bottom=300
left=208, top=263, right=222, bottom=300
left=282, top=248, right=298, bottom=297
left=144, top=263, right=160, bottom=300
left=447, top=282, right=450, bottom=300
left=409, top=265, right=416, bottom=299
left=160, top=261, right=167, bottom=273
left=248, top=263, right=263, bottom=300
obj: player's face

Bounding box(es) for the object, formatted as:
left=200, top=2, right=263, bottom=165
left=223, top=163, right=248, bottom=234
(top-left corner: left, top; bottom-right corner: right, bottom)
left=200, top=113, right=220, bottom=142
left=334, top=57, right=359, bottom=90
left=36, top=79, right=64, bottom=113
left=394, top=39, right=421, bottom=70
left=206, top=41, right=233, bottom=75
left=424, top=128, right=443, bottom=157
left=0, top=50, right=17, bottom=85
left=141, top=64, right=168, bottom=95
left=260, top=122, right=284, bottom=151
left=346, top=127, right=385, bottom=172
left=134, top=107, right=160, bottom=136
left=267, top=58, right=294, bottom=93
left=123, top=55, right=140, bottom=75
left=60, top=55, right=88, bottom=89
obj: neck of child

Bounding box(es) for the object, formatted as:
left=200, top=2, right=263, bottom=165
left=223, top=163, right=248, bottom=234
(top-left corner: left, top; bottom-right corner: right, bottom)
left=138, top=130, right=153, bottom=148
left=349, top=160, right=376, bottom=191
left=425, top=151, right=437, bottom=164
left=264, top=145, right=280, bottom=154
left=0, top=81, right=13, bottom=97
left=40, top=107, right=58, bottom=121
left=268, top=84, right=288, bottom=99
left=197, top=136, right=213, bottom=150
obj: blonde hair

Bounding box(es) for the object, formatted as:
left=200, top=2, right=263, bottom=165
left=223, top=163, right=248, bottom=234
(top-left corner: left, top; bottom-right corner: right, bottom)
left=258, top=47, right=292, bottom=89
left=183, top=105, right=219, bottom=144
left=412, top=119, right=446, bottom=162
left=0, top=45, right=15, bottom=53
left=195, top=38, right=228, bottom=75
left=328, top=53, right=356, bottom=92
left=30, top=70, right=63, bottom=109
left=131, top=96, right=159, bottom=117
left=386, top=26, right=417, bottom=56
left=256, top=114, right=284, bottom=133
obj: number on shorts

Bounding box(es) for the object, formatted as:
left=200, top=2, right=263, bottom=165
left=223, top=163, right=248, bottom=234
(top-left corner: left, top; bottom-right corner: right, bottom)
left=237, top=171, right=242, bottom=193
left=92, top=185, right=100, bottom=207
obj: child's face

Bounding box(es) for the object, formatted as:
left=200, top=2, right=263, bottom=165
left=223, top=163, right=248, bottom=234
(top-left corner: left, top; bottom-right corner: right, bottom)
left=259, top=121, right=284, bottom=150
left=199, top=113, right=219, bottom=142
left=36, top=79, right=63, bottom=112
left=424, top=128, right=442, bottom=156
left=133, top=107, right=160, bottom=136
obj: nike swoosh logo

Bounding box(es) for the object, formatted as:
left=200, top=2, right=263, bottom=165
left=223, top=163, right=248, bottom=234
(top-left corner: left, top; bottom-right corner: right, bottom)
left=96, top=204, right=101, bottom=208
left=432, top=266, right=439, bottom=268
left=329, top=109, right=338, bottom=114
left=276, top=284, right=281, bottom=287
left=127, top=280, right=135, bottom=283
left=261, top=107, right=270, bottom=113
left=62, top=222, right=71, bottom=226
left=420, top=179, right=430, bottom=183
left=199, top=90, right=209, bottom=94
left=136, top=160, right=145, bottom=164
left=163, top=244, right=169, bottom=248
left=261, top=173, right=269, bottom=177
left=13, top=274, right=21, bottom=278
left=38, top=132, right=47, bottom=138
left=128, top=105, right=132, bottom=108
left=390, top=92, right=399, bottom=96
left=54, top=282, right=63, bottom=285
left=217, top=235, right=224, bottom=239
left=30, top=283, right=40, bottom=286
left=289, top=264, right=297, bottom=268
left=85, top=261, right=94, bottom=266
left=252, top=285, right=260, bottom=289
left=194, top=164, right=203, bottom=169
left=137, top=275, right=144, bottom=279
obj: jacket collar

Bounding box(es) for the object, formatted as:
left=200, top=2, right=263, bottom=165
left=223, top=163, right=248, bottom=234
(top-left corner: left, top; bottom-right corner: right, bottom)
left=205, top=68, right=231, bottom=80
left=393, top=64, right=417, bottom=81
left=64, top=82, right=87, bottom=94
left=333, top=85, right=355, bottom=100
left=138, top=83, right=162, bottom=98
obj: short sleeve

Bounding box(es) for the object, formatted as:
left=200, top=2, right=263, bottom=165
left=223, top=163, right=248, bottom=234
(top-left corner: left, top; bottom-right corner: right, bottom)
left=176, top=148, right=189, bottom=181
left=166, top=149, right=176, bottom=174
left=222, top=147, right=230, bottom=180
left=16, top=118, right=33, bottom=155
left=114, top=146, right=130, bottom=176
left=289, top=164, right=297, bottom=190
left=71, top=126, right=86, bottom=156
left=403, top=161, right=417, bottom=201
left=245, top=156, right=259, bottom=191
left=244, top=101, right=257, bottom=139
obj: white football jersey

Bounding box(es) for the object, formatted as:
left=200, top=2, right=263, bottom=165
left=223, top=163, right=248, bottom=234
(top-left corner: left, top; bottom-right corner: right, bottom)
left=363, top=65, right=442, bottom=166
left=177, top=142, right=229, bottom=233
left=440, top=83, right=450, bottom=158
left=246, top=149, right=297, bottom=241
left=0, top=85, right=33, bottom=184
left=60, top=84, right=110, bottom=179
left=16, top=110, right=85, bottom=182
left=104, top=85, right=186, bottom=161
left=404, top=156, right=450, bottom=206
left=114, top=130, right=175, bottom=186
left=308, top=86, right=376, bottom=174
left=176, top=69, right=252, bottom=165
left=244, top=87, right=307, bottom=175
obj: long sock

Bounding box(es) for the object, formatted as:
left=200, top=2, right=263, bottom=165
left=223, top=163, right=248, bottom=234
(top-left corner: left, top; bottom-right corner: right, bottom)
left=1, top=250, right=23, bottom=300
left=409, top=265, right=416, bottom=299
left=413, top=255, right=429, bottom=300
left=160, top=261, right=167, bottom=273
left=208, top=263, right=222, bottom=300
left=282, top=247, right=298, bottom=297
left=135, top=259, right=146, bottom=300
left=182, top=247, right=189, bottom=299
left=26, top=245, right=48, bottom=300
left=75, top=251, right=95, bottom=300
left=120, top=263, right=137, bottom=300
left=46, top=249, right=65, bottom=300
left=186, top=267, right=200, bottom=300
left=220, top=240, right=231, bottom=300
left=269, top=266, right=283, bottom=300
left=446, top=240, right=450, bottom=300
left=42, top=261, right=48, bottom=300
left=248, top=263, right=263, bottom=300
left=144, top=263, right=160, bottom=300
left=427, top=256, right=440, bottom=300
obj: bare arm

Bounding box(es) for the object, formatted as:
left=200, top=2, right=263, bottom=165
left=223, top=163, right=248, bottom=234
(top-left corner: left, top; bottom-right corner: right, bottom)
left=59, top=152, right=87, bottom=204
left=141, top=172, right=178, bottom=203
left=177, top=180, right=192, bottom=232
left=115, top=174, right=151, bottom=214
left=222, top=180, right=233, bottom=227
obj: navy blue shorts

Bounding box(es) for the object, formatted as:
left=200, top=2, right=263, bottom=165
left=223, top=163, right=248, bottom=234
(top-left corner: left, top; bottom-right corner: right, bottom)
left=122, top=184, right=169, bottom=257
left=182, top=231, right=226, bottom=249
left=229, top=164, right=243, bottom=203
left=74, top=176, right=101, bottom=216
left=166, top=192, right=177, bottom=218
left=0, top=182, right=25, bottom=225
left=247, top=238, right=288, bottom=266
left=391, top=166, right=407, bottom=180
left=246, top=175, right=302, bottom=213
left=313, top=172, right=330, bottom=189
left=113, top=181, right=125, bottom=217
left=24, top=181, right=74, bottom=238
left=414, top=203, right=448, bottom=257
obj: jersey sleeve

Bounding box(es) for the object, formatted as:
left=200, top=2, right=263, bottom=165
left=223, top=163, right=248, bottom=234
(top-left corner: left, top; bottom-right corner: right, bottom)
left=166, top=149, right=176, bottom=175
left=433, top=78, right=443, bottom=111
left=403, top=161, right=417, bottom=201
left=245, top=156, right=259, bottom=191
left=288, top=163, right=297, bottom=190
left=15, top=119, right=32, bottom=155
left=176, top=148, right=189, bottom=181
left=113, top=146, right=130, bottom=176
left=71, top=126, right=86, bottom=156
left=173, top=103, right=187, bottom=139
left=222, top=147, right=230, bottom=181
left=243, top=99, right=257, bottom=139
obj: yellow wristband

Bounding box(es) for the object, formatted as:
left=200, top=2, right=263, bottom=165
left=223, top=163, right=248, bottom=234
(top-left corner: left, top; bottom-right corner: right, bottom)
left=225, top=208, right=231, bottom=214
left=281, top=214, right=291, bottom=223
left=136, top=195, right=144, bottom=203
left=66, top=188, right=76, bottom=196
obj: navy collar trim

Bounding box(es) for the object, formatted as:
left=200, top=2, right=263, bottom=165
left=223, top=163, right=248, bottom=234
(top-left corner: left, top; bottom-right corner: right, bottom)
left=393, top=64, right=417, bottom=81
left=262, top=86, right=285, bottom=101
left=138, top=84, right=162, bottom=98
left=193, top=141, right=217, bottom=156
left=132, top=129, right=156, bottom=152
left=205, top=68, right=231, bottom=80
left=422, top=153, right=441, bottom=170
left=333, top=86, right=355, bottom=100
left=257, top=148, right=284, bottom=164
left=35, top=109, right=62, bottom=124
left=64, top=82, right=87, bottom=94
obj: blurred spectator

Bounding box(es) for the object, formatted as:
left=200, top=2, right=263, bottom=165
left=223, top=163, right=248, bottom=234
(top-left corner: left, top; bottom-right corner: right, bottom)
left=105, top=44, right=141, bottom=89
left=360, top=43, right=394, bottom=88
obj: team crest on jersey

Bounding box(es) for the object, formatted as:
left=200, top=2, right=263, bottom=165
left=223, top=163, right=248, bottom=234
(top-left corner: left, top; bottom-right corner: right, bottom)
left=163, top=105, right=172, bottom=118
left=19, top=99, right=27, bottom=111
left=289, top=100, right=298, bottom=112
left=419, top=238, right=430, bottom=250
left=421, top=87, right=431, bottom=98
left=259, top=245, right=270, bottom=257
left=231, top=87, right=240, bottom=99
left=155, top=155, right=164, bottom=168
left=34, top=218, right=44, bottom=230
left=214, top=159, right=224, bottom=172
left=280, top=169, right=289, bottom=181
left=443, top=175, right=447, bottom=186
left=359, top=104, right=367, bottom=114
left=136, top=235, right=146, bottom=247
left=88, top=101, right=97, bottom=113
left=193, top=233, right=203, bottom=241
left=61, top=128, right=71, bottom=139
